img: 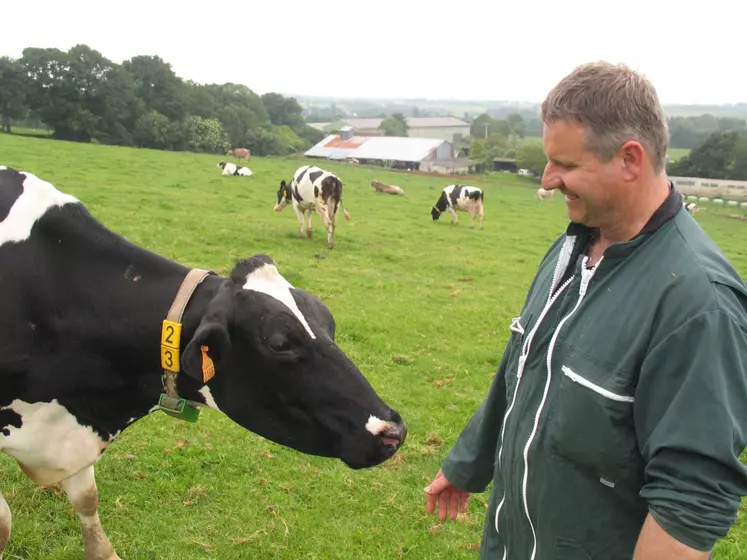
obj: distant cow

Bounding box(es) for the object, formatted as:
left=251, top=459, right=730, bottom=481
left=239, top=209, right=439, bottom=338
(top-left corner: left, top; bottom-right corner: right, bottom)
left=431, top=184, right=484, bottom=229
left=0, top=166, right=406, bottom=560
left=684, top=202, right=698, bottom=214
left=226, top=148, right=250, bottom=160
left=275, top=165, right=351, bottom=249
left=218, top=161, right=253, bottom=176
left=537, top=187, right=555, bottom=200
left=371, top=179, right=404, bottom=195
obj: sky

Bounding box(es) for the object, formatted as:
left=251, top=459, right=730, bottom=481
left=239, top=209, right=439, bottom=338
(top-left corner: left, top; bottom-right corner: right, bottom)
left=2, top=0, right=745, bottom=106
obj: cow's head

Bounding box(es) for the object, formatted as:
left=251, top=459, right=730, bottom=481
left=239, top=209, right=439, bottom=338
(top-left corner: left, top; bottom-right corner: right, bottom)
left=181, top=255, right=407, bottom=469
left=274, top=180, right=292, bottom=212
left=217, top=161, right=227, bottom=169
left=431, top=192, right=447, bottom=221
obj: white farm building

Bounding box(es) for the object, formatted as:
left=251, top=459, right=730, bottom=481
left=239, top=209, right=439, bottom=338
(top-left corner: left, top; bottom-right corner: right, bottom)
left=304, top=127, right=463, bottom=171
left=308, top=117, right=470, bottom=144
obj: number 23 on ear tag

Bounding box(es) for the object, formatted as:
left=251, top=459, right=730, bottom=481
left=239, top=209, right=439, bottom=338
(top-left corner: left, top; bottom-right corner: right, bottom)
left=160, top=320, right=182, bottom=371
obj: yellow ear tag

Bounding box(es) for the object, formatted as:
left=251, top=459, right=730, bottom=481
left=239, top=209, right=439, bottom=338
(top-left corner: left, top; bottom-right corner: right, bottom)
left=201, top=345, right=215, bottom=383
left=282, top=189, right=287, bottom=198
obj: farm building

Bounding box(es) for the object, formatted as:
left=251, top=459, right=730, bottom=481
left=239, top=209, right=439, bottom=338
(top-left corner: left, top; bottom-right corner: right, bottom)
left=419, top=157, right=472, bottom=175
left=493, top=157, right=519, bottom=173
left=304, top=128, right=459, bottom=171
left=308, top=117, right=470, bottom=143
left=670, top=175, right=747, bottom=203
left=405, top=118, right=470, bottom=143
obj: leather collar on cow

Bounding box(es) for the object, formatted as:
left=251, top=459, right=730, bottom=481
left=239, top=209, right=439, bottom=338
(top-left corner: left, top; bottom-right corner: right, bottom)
left=158, top=268, right=215, bottom=422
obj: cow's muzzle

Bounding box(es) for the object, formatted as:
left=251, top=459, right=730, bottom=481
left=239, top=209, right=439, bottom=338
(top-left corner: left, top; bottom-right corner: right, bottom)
left=379, top=420, right=407, bottom=457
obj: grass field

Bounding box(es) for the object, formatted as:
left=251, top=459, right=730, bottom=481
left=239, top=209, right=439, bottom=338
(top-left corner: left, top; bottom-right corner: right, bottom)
left=1, top=132, right=746, bottom=559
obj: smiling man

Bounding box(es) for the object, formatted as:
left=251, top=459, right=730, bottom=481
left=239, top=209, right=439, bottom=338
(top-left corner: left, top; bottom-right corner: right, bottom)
left=424, top=61, right=747, bottom=559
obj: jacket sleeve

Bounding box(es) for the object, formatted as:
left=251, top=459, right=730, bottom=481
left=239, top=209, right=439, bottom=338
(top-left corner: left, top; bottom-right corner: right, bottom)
left=441, top=349, right=509, bottom=493
left=636, top=308, right=747, bottom=551
left=440, top=236, right=565, bottom=494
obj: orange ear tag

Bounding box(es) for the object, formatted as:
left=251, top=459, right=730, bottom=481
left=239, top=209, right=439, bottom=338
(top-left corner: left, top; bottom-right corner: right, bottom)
left=201, top=345, right=216, bottom=383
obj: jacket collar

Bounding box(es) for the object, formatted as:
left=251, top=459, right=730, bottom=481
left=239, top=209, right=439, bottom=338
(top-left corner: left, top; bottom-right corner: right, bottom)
left=556, top=181, right=682, bottom=288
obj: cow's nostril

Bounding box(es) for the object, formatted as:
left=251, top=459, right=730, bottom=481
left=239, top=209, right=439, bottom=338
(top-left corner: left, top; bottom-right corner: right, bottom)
left=380, top=436, right=401, bottom=448
left=380, top=422, right=407, bottom=448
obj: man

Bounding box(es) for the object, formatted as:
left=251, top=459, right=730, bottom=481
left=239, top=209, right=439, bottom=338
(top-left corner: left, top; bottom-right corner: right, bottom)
left=424, top=61, right=747, bottom=559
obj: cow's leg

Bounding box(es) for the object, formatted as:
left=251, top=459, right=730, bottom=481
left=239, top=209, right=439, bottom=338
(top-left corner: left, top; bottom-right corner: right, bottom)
left=305, top=209, right=313, bottom=237
left=478, top=203, right=484, bottom=229
left=448, top=207, right=458, bottom=224
left=319, top=204, right=337, bottom=249
left=61, top=465, right=120, bottom=560
left=327, top=217, right=336, bottom=249
left=0, top=490, right=10, bottom=560
left=293, top=205, right=307, bottom=238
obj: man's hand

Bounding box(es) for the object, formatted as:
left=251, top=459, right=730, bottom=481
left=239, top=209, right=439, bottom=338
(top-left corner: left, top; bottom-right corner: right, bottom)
left=424, top=469, right=471, bottom=521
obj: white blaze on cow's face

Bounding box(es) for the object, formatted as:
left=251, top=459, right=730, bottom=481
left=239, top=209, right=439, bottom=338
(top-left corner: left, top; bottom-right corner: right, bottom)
left=242, top=262, right=316, bottom=338
left=0, top=170, right=79, bottom=247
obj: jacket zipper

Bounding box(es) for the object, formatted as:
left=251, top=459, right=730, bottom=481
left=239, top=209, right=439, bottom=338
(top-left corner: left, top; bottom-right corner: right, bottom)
left=493, top=236, right=576, bottom=557
left=521, top=256, right=602, bottom=560
left=561, top=366, right=635, bottom=402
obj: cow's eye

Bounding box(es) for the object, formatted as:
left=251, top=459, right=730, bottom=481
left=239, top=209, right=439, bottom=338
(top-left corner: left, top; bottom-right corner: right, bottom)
left=268, top=333, right=292, bottom=353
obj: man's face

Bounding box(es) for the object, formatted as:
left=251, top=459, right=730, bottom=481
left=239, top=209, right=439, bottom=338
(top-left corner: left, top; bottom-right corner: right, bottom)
left=541, top=119, right=623, bottom=227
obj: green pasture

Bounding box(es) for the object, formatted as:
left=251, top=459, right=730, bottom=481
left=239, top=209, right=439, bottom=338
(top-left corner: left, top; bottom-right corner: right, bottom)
left=0, top=132, right=745, bottom=559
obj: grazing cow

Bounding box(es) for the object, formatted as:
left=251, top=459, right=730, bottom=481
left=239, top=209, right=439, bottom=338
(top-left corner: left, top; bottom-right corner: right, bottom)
left=0, top=166, right=406, bottom=560
left=274, top=165, right=351, bottom=249
left=217, top=161, right=253, bottom=176
left=431, top=184, right=484, bottom=229
left=370, top=179, right=404, bottom=196
left=536, top=187, right=555, bottom=200
left=226, top=148, right=250, bottom=160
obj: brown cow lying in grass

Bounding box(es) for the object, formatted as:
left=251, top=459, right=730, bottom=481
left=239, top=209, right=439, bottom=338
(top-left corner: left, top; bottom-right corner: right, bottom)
left=371, top=180, right=404, bottom=195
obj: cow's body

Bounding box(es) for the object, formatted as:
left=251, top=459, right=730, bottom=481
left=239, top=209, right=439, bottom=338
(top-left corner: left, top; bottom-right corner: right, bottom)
left=274, top=165, right=351, bottom=249
left=371, top=179, right=404, bottom=195
left=536, top=187, right=555, bottom=200
left=226, top=148, right=250, bottom=160
left=431, top=184, right=484, bottom=229
left=0, top=166, right=405, bottom=559
left=218, top=161, right=253, bottom=176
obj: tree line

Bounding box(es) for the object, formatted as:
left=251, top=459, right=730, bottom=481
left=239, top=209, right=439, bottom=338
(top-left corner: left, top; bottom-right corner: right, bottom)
left=0, top=45, right=324, bottom=156
left=513, top=130, right=747, bottom=182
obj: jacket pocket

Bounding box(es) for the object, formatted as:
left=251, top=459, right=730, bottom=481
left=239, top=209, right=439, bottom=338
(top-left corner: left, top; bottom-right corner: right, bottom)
left=546, top=359, right=638, bottom=486
left=554, top=536, right=594, bottom=559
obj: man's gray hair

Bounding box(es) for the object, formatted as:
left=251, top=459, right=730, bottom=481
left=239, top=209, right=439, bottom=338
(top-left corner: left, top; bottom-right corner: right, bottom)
left=541, top=61, right=669, bottom=174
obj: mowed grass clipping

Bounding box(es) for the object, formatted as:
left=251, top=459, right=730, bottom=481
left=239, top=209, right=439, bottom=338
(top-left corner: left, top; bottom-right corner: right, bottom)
left=1, top=132, right=747, bottom=560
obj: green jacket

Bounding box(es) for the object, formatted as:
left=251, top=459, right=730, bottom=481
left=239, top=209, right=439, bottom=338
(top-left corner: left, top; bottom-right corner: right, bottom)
left=442, top=189, right=747, bottom=559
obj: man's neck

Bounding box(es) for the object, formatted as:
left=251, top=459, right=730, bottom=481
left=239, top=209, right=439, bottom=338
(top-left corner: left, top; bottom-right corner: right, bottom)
left=590, top=176, right=671, bottom=260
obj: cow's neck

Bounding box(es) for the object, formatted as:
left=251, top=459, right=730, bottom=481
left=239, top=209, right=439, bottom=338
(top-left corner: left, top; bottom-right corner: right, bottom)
left=35, top=207, right=223, bottom=439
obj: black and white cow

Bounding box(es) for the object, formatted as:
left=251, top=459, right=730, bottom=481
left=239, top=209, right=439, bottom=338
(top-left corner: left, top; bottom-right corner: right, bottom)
left=431, top=184, right=484, bottom=229
left=0, top=166, right=406, bottom=560
left=274, top=165, right=351, bottom=249
left=218, top=161, right=253, bottom=176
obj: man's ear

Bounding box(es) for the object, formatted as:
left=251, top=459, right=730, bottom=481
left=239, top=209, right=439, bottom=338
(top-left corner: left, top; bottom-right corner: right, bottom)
left=182, top=322, right=232, bottom=382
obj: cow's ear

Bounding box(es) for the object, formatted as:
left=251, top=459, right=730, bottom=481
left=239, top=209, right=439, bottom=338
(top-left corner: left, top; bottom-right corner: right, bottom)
left=182, top=322, right=232, bottom=382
